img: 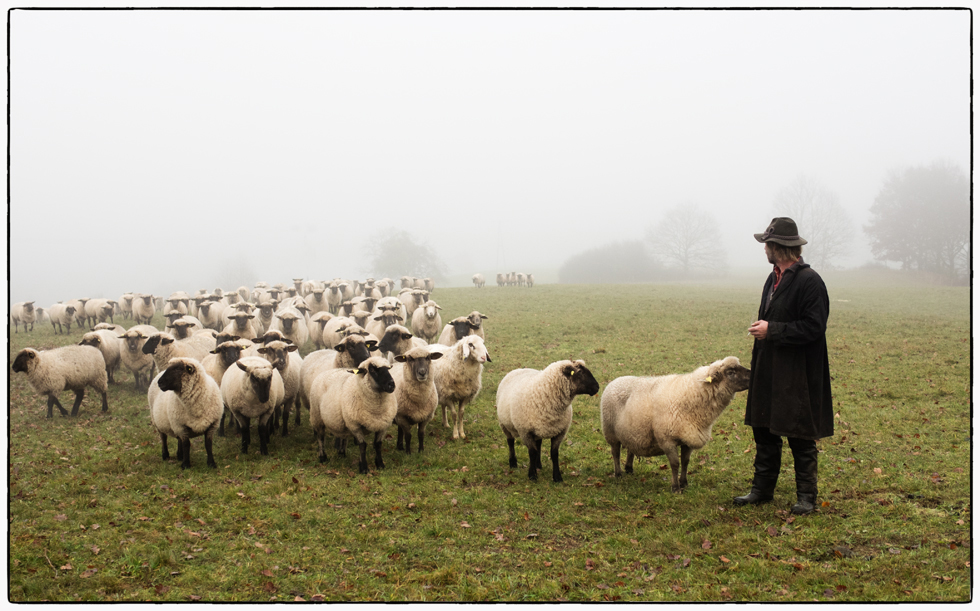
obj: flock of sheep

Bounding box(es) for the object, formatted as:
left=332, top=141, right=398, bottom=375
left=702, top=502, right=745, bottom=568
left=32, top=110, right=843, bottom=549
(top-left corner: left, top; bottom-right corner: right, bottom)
left=469, top=272, right=535, bottom=289
left=11, top=275, right=751, bottom=490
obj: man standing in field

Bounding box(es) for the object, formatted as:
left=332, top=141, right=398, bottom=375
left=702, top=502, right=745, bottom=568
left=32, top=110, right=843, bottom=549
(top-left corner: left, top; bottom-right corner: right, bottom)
left=735, top=217, right=833, bottom=515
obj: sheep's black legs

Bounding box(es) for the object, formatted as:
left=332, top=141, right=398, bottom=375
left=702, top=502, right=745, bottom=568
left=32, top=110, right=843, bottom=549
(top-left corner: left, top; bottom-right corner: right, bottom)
left=527, top=439, right=541, bottom=481
left=625, top=451, right=635, bottom=474
left=160, top=433, right=170, bottom=461
left=281, top=404, right=291, bottom=437
left=204, top=433, right=217, bottom=468
left=70, top=390, right=85, bottom=417
left=396, top=426, right=406, bottom=452
left=373, top=432, right=385, bottom=470
left=100, top=391, right=108, bottom=412
left=679, top=445, right=693, bottom=489
left=47, top=395, right=69, bottom=418
left=357, top=441, right=369, bottom=474
left=239, top=416, right=251, bottom=454
left=317, top=430, right=328, bottom=464
left=218, top=411, right=226, bottom=437
left=258, top=420, right=270, bottom=455
left=507, top=437, right=518, bottom=468
left=180, top=437, right=192, bottom=470
left=417, top=425, right=425, bottom=454
left=550, top=435, right=563, bottom=483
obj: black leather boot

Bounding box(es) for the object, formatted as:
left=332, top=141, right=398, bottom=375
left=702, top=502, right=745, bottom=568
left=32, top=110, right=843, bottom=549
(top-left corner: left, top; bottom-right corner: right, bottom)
left=790, top=442, right=819, bottom=515
left=733, top=443, right=781, bottom=506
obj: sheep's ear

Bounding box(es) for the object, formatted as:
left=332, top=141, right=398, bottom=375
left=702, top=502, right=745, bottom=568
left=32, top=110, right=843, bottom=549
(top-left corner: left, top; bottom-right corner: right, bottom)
left=162, top=337, right=175, bottom=345
left=394, top=355, right=409, bottom=363
left=562, top=364, right=576, bottom=378
left=435, top=305, right=442, bottom=310
left=396, top=314, right=404, bottom=321
left=286, top=345, right=298, bottom=352
left=428, top=351, right=444, bottom=361
left=334, top=342, right=347, bottom=352
left=462, top=342, right=471, bottom=360
left=257, top=347, right=270, bottom=354
left=400, top=332, right=413, bottom=340
left=373, top=314, right=384, bottom=321
left=236, top=361, right=248, bottom=372
left=480, top=314, right=488, bottom=320
left=365, top=340, right=379, bottom=351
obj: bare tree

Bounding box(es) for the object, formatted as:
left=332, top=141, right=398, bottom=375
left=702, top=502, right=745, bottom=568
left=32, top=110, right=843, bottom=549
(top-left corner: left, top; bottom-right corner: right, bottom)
left=644, top=202, right=725, bottom=273
left=865, top=160, right=969, bottom=282
left=772, top=175, right=854, bottom=269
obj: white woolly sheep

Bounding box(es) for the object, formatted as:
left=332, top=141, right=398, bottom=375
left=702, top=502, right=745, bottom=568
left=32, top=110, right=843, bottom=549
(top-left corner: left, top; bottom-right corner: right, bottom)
left=118, top=293, right=135, bottom=320
left=496, top=360, right=600, bottom=482
left=196, top=299, right=226, bottom=331
left=600, top=356, right=751, bottom=492
left=392, top=346, right=444, bottom=454
left=150, top=357, right=223, bottom=469
left=376, top=324, right=428, bottom=363
left=271, top=307, right=309, bottom=348
left=308, top=311, right=334, bottom=350
left=118, top=325, right=159, bottom=391
left=222, top=311, right=259, bottom=340
left=410, top=300, right=442, bottom=343
left=141, top=331, right=217, bottom=373
left=133, top=294, right=157, bottom=325
left=298, top=335, right=377, bottom=419
left=12, top=346, right=108, bottom=417
left=436, top=311, right=488, bottom=346
left=366, top=309, right=405, bottom=341
left=67, top=298, right=91, bottom=328
left=93, top=322, right=126, bottom=334
left=253, top=337, right=303, bottom=436
left=168, top=316, right=206, bottom=339
left=309, top=355, right=396, bottom=473
left=47, top=303, right=77, bottom=334
left=220, top=356, right=285, bottom=455
left=472, top=273, right=485, bottom=288
left=79, top=330, right=123, bottom=384
left=11, top=301, right=37, bottom=332
left=431, top=335, right=491, bottom=440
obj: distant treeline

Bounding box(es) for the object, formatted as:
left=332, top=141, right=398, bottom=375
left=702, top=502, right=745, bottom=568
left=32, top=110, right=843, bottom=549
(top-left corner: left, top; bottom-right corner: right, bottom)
left=558, top=240, right=685, bottom=284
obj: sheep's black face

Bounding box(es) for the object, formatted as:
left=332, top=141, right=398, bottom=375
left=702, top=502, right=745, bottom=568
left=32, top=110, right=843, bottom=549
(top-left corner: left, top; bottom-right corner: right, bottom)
left=12, top=350, right=34, bottom=374
left=199, top=303, right=212, bottom=316
left=249, top=371, right=273, bottom=404
left=219, top=346, right=243, bottom=368
left=450, top=320, right=471, bottom=342
left=172, top=323, right=192, bottom=339
left=566, top=363, right=600, bottom=396
left=407, top=356, right=431, bottom=382
left=80, top=336, right=101, bottom=348
left=158, top=362, right=193, bottom=394
left=368, top=364, right=396, bottom=394
left=280, top=317, right=295, bottom=332
left=378, top=329, right=408, bottom=354
left=342, top=339, right=371, bottom=366
left=141, top=335, right=163, bottom=355
left=726, top=364, right=751, bottom=392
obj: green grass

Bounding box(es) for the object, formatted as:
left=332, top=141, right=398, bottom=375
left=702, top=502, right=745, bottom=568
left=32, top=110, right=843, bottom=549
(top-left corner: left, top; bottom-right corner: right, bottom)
left=8, top=275, right=971, bottom=601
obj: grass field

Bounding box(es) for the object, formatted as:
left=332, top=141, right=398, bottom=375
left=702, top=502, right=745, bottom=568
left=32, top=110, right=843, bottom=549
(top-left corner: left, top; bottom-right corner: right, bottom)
left=8, top=275, right=971, bottom=601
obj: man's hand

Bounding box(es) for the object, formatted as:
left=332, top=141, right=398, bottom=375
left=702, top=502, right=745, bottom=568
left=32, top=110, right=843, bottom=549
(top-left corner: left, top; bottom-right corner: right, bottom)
left=748, top=320, right=769, bottom=340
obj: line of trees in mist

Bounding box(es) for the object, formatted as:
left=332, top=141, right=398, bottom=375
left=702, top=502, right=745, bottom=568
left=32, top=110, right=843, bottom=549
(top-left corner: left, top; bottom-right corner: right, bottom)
left=559, top=159, right=968, bottom=285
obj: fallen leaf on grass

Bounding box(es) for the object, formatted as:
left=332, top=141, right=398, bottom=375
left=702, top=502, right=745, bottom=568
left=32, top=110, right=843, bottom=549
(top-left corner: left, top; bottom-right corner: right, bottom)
left=767, top=526, right=779, bottom=537
left=720, top=556, right=730, bottom=563
left=54, top=514, right=67, bottom=522
left=701, top=539, right=712, bottom=550
left=544, top=561, right=552, bottom=567
left=585, top=558, right=596, bottom=571
left=460, top=522, right=471, bottom=528
left=596, top=583, right=609, bottom=590
left=263, top=582, right=277, bottom=593
left=154, top=584, right=169, bottom=594
left=260, top=569, right=274, bottom=577
left=80, top=569, right=98, bottom=578
left=60, top=563, right=73, bottom=571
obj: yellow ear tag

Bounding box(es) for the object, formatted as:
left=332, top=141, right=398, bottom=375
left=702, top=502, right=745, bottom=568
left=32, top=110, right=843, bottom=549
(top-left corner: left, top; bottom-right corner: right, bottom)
left=704, top=376, right=713, bottom=383
left=570, top=370, right=575, bottom=376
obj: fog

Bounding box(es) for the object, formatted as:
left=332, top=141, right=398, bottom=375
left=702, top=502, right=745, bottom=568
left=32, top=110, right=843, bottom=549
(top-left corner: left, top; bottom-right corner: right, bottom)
left=8, top=8, right=971, bottom=306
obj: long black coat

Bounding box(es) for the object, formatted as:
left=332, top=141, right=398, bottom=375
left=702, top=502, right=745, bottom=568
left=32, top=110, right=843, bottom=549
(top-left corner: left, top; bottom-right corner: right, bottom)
left=745, top=259, right=834, bottom=440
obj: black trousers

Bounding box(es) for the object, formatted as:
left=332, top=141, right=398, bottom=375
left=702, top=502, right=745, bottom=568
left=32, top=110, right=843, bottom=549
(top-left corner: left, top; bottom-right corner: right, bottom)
left=752, top=427, right=816, bottom=454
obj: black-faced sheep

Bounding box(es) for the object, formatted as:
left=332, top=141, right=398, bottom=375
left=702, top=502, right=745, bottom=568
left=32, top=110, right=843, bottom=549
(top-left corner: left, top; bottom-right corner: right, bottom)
left=220, top=356, right=285, bottom=456
left=151, top=357, right=223, bottom=469
left=12, top=346, right=108, bottom=417
left=309, top=355, right=396, bottom=473
left=11, top=301, right=36, bottom=332
left=436, top=311, right=488, bottom=346
left=599, top=356, right=751, bottom=492
left=392, top=346, right=444, bottom=454
left=496, top=360, right=600, bottom=482
left=79, top=330, right=123, bottom=384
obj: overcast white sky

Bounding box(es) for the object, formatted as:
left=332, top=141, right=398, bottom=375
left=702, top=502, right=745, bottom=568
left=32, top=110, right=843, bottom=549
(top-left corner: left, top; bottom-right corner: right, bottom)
left=8, top=7, right=971, bottom=305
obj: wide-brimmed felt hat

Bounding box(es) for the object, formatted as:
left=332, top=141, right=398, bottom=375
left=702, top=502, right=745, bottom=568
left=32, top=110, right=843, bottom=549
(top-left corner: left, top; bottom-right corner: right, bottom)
left=754, top=217, right=808, bottom=246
